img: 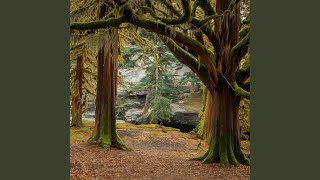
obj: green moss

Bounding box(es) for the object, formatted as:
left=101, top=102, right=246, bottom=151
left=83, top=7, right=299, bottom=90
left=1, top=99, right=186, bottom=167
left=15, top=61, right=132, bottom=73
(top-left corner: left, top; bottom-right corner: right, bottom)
left=218, top=135, right=229, bottom=167
left=182, top=134, right=189, bottom=139
left=70, top=16, right=125, bottom=31
left=143, top=0, right=191, bottom=25
left=231, top=81, right=250, bottom=99
left=193, top=132, right=249, bottom=167
left=112, top=132, right=130, bottom=151
left=203, top=135, right=218, bottom=164
left=79, top=126, right=90, bottom=133
left=135, top=124, right=179, bottom=131
left=239, top=100, right=250, bottom=135
left=196, top=86, right=207, bottom=137
left=150, top=132, right=159, bottom=138
left=82, top=120, right=95, bottom=127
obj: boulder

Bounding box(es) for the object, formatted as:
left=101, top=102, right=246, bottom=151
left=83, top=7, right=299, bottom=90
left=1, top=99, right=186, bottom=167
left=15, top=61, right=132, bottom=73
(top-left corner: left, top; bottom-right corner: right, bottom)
left=124, top=108, right=143, bottom=124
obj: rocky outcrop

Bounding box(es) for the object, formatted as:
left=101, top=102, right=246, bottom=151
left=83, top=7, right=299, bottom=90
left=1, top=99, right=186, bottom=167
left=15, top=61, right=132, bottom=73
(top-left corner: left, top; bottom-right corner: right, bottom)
left=125, top=108, right=144, bottom=124
left=83, top=49, right=203, bottom=132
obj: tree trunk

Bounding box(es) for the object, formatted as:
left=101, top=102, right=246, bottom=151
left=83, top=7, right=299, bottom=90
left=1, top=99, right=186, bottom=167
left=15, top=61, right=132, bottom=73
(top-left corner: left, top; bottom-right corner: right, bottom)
left=197, top=85, right=207, bottom=137
left=194, top=0, right=249, bottom=166
left=197, top=84, right=249, bottom=167
left=71, top=55, right=83, bottom=127
left=88, top=28, right=128, bottom=150
left=155, top=63, right=159, bottom=93
left=87, top=3, right=127, bottom=150
left=142, top=90, right=150, bottom=117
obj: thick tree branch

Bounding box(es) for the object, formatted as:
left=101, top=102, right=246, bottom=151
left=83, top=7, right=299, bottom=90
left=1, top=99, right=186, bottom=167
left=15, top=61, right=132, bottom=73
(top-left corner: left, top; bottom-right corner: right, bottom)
left=132, top=18, right=216, bottom=66
left=231, top=81, right=250, bottom=99
left=241, top=77, right=250, bottom=87
left=144, top=0, right=191, bottom=25
left=158, top=0, right=182, bottom=17
left=70, top=42, right=86, bottom=51
left=231, top=32, right=250, bottom=60
left=239, top=62, right=250, bottom=74
left=70, top=16, right=125, bottom=30
left=152, top=0, right=220, bottom=51
left=71, top=6, right=216, bottom=71
left=239, top=25, right=250, bottom=39
left=197, top=0, right=216, bottom=16
left=241, top=19, right=250, bottom=25
left=191, top=18, right=220, bottom=51
left=160, top=36, right=217, bottom=90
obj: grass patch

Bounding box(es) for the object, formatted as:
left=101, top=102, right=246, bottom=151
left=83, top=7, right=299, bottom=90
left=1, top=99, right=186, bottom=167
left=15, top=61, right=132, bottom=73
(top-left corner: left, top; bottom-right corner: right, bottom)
left=150, top=132, right=159, bottom=137
left=70, top=120, right=95, bottom=143
left=116, top=123, right=134, bottom=129
left=182, top=134, right=189, bottom=139
left=70, top=121, right=180, bottom=143
left=82, top=120, right=95, bottom=127
left=135, top=124, right=179, bottom=131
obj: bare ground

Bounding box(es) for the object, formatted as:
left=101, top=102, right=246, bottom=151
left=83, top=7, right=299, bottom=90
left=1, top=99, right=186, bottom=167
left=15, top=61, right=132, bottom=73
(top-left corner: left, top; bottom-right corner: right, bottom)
left=70, top=122, right=250, bottom=180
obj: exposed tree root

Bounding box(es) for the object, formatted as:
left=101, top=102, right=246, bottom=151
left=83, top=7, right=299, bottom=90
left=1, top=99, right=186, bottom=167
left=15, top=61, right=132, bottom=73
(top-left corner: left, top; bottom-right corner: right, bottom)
left=192, top=134, right=250, bottom=167
left=88, top=132, right=130, bottom=151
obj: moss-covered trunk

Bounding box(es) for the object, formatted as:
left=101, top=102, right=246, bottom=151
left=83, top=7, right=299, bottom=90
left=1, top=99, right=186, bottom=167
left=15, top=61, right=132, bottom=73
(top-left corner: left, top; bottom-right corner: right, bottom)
left=195, top=0, right=249, bottom=167
left=88, top=27, right=128, bottom=150
left=196, top=85, right=249, bottom=167
left=71, top=55, right=83, bottom=127
left=87, top=3, right=127, bottom=150
left=197, top=85, right=207, bottom=138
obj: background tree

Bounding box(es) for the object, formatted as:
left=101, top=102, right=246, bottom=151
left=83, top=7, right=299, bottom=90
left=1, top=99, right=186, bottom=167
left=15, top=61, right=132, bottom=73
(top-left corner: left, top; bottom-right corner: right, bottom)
left=70, top=36, right=97, bottom=127
left=125, top=29, right=181, bottom=123
left=70, top=0, right=129, bottom=150
left=179, top=71, right=201, bottom=94
left=71, top=0, right=251, bottom=166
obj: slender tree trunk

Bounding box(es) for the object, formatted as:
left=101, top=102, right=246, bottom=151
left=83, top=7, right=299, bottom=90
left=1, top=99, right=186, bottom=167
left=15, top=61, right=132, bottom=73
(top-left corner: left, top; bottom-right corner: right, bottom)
left=88, top=28, right=128, bottom=150
left=155, top=64, right=159, bottom=93
left=142, top=90, right=150, bottom=116
left=194, top=0, right=249, bottom=166
left=197, top=85, right=207, bottom=137
left=88, top=3, right=128, bottom=150
left=71, top=55, right=83, bottom=127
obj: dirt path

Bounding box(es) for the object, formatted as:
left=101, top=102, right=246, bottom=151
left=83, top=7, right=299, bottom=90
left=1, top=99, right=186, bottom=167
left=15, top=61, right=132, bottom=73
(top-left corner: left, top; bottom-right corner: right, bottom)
left=70, top=122, right=250, bottom=180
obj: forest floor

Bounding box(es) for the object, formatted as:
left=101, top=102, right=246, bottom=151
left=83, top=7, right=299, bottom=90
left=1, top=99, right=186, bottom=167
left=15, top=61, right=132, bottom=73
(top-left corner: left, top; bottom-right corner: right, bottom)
left=70, top=121, right=250, bottom=180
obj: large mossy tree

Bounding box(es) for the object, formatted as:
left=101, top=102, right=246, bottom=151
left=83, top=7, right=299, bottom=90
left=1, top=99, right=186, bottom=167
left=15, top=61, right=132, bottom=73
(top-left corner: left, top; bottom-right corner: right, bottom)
left=70, top=0, right=128, bottom=150
left=89, top=2, right=129, bottom=150
left=71, top=0, right=250, bottom=166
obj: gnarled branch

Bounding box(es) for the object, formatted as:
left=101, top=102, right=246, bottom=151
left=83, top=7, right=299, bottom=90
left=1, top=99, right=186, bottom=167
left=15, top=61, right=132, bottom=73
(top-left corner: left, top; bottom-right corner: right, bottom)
left=160, top=36, right=217, bottom=90
left=143, top=0, right=191, bottom=25
left=231, top=81, right=250, bottom=99
left=71, top=5, right=216, bottom=72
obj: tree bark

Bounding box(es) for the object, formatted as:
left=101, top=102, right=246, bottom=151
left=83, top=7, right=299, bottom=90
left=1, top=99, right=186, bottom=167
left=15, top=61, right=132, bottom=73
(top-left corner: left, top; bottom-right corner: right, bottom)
left=88, top=28, right=128, bottom=150
left=197, top=84, right=249, bottom=167
left=71, top=55, right=83, bottom=127
left=142, top=90, right=150, bottom=116
left=194, top=0, right=249, bottom=166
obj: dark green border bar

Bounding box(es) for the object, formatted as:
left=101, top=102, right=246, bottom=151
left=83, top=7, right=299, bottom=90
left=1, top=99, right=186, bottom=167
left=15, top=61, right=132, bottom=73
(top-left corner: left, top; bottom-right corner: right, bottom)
left=0, top=1, right=70, bottom=179
left=251, top=0, right=320, bottom=179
